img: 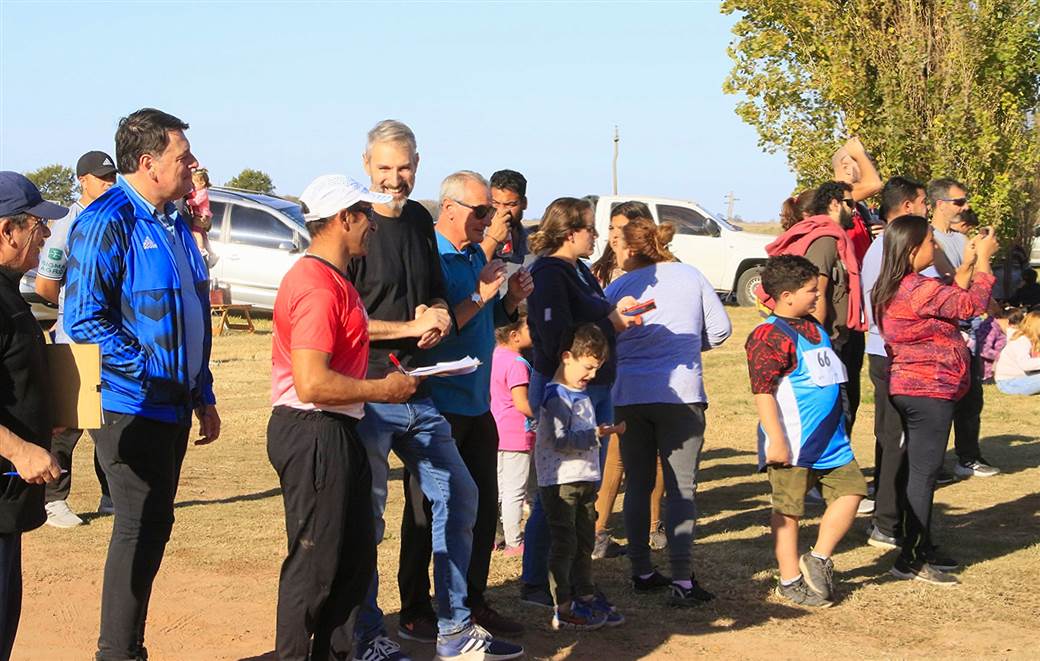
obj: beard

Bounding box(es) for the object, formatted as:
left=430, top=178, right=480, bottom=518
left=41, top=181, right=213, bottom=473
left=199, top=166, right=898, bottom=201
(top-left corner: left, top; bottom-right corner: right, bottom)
left=839, top=206, right=855, bottom=230
left=383, top=197, right=407, bottom=215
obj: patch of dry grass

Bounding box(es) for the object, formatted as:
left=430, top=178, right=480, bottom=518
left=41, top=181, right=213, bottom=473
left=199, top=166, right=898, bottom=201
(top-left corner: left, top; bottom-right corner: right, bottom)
left=18, top=307, right=1040, bottom=660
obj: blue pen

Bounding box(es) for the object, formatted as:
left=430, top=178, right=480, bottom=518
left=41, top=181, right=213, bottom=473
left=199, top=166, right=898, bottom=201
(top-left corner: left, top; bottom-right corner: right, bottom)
left=3, top=469, right=68, bottom=478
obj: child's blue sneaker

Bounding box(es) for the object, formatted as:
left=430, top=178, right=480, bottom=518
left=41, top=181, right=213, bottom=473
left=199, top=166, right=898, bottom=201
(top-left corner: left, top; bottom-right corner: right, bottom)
left=434, top=623, right=523, bottom=660
left=584, top=592, right=625, bottom=626
left=551, top=600, right=607, bottom=631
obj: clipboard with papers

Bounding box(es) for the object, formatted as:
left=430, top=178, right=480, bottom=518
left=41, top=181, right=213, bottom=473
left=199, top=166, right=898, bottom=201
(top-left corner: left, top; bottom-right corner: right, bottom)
left=405, top=356, right=481, bottom=378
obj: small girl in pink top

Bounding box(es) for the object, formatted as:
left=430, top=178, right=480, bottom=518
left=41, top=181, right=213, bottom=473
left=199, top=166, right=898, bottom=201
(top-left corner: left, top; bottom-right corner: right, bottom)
left=188, top=169, right=218, bottom=269
left=491, top=311, right=535, bottom=555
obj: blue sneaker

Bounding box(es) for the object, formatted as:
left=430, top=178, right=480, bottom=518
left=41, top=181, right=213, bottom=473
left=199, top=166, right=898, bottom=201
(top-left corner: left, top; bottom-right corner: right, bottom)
left=551, top=600, right=606, bottom=631
left=434, top=623, right=524, bottom=660
left=354, top=634, right=410, bottom=661
left=584, top=592, right=625, bottom=627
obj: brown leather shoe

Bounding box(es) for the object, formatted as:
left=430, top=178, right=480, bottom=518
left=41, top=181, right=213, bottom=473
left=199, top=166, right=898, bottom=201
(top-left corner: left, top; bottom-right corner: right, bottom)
left=472, top=602, right=525, bottom=637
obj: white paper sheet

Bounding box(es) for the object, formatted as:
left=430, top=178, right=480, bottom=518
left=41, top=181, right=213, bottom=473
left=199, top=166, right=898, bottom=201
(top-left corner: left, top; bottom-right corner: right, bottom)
left=406, top=356, right=482, bottom=378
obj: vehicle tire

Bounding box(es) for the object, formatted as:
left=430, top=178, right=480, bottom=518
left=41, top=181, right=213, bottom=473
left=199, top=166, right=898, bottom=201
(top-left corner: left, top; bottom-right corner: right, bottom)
left=736, top=266, right=763, bottom=307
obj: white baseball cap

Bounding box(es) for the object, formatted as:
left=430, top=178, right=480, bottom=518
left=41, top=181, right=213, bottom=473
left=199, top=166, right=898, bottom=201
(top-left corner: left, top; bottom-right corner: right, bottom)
left=299, top=174, right=392, bottom=222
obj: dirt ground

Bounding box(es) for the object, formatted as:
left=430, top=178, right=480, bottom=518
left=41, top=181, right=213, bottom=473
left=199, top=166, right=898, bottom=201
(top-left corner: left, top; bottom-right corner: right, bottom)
left=17, top=307, right=1040, bottom=660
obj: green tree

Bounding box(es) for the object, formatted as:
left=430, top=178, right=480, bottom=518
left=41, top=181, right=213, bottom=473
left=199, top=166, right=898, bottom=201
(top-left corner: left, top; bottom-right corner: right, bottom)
left=25, top=164, right=77, bottom=206
left=722, top=0, right=1040, bottom=247
left=225, top=168, right=275, bottom=195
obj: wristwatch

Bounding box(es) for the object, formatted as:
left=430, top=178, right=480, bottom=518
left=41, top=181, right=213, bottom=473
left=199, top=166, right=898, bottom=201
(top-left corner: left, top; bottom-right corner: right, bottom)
left=470, top=292, right=484, bottom=309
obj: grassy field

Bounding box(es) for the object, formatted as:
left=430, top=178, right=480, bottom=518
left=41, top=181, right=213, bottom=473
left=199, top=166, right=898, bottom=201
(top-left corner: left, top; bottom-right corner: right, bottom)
left=18, top=307, right=1040, bottom=660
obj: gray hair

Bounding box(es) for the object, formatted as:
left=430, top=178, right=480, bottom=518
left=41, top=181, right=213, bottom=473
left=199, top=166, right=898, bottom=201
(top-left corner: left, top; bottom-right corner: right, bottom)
left=439, top=170, right=488, bottom=209
left=926, top=177, right=966, bottom=204
left=365, top=119, right=417, bottom=159
left=0, top=212, right=31, bottom=228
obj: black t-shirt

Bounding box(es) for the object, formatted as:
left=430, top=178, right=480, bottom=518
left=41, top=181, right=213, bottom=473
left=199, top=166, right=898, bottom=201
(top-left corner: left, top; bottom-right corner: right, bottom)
left=345, top=200, right=448, bottom=378
left=0, top=268, right=52, bottom=533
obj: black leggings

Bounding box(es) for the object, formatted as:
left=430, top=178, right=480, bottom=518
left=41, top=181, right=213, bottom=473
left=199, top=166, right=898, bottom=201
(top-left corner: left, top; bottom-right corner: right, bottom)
left=891, top=395, right=955, bottom=563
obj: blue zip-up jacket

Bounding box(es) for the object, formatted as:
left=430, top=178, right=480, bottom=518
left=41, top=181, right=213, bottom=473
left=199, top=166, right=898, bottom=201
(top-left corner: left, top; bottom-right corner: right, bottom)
left=64, top=177, right=216, bottom=424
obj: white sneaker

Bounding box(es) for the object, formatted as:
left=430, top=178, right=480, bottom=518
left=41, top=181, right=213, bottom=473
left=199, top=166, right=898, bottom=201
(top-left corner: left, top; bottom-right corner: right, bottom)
left=45, top=500, right=84, bottom=528
left=858, top=498, right=875, bottom=515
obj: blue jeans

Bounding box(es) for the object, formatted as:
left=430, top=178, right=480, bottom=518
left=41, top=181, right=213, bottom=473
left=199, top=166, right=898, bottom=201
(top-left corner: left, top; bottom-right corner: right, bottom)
left=522, top=372, right=613, bottom=588
left=997, top=373, right=1040, bottom=395
left=353, top=398, right=477, bottom=640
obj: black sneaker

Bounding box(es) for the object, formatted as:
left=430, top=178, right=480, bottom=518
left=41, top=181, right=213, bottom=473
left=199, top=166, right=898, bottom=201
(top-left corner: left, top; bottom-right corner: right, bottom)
left=398, top=612, right=437, bottom=643
left=890, top=558, right=959, bottom=586
left=935, top=469, right=958, bottom=485
left=866, top=524, right=902, bottom=551
left=632, top=569, right=672, bottom=593
left=775, top=577, right=832, bottom=608
left=472, top=602, right=525, bottom=638
left=924, top=547, right=959, bottom=572
left=668, top=579, right=715, bottom=607
left=519, top=583, right=554, bottom=609
left=798, top=552, right=834, bottom=600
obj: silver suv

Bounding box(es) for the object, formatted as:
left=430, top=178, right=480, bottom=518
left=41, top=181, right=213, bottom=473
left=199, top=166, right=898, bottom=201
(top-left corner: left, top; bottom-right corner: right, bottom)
left=207, top=187, right=310, bottom=309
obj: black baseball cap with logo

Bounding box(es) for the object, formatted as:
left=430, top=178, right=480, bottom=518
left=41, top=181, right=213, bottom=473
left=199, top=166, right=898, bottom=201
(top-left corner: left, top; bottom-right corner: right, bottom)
left=76, top=151, right=117, bottom=178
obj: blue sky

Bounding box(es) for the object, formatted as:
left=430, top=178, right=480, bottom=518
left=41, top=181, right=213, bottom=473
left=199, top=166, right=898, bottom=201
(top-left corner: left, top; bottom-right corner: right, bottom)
left=0, top=1, right=794, bottom=221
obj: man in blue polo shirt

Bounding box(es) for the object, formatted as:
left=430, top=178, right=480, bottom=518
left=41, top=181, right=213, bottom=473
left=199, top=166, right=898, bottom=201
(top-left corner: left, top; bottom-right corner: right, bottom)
left=64, top=108, right=220, bottom=661
left=398, top=170, right=532, bottom=639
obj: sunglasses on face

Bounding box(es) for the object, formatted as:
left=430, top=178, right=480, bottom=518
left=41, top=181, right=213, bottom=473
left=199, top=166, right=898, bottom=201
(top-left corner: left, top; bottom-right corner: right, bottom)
left=842, top=198, right=856, bottom=209
left=940, top=197, right=968, bottom=207
left=452, top=198, right=495, bottom=220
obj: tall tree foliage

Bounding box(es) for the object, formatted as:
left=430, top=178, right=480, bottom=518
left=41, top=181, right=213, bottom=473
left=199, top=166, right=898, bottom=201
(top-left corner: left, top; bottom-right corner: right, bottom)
left=723, top=0, right=1040, bottom=245
left=226, top=169, right=276, bottom=195
left=25, top=164, right=77, bottom=206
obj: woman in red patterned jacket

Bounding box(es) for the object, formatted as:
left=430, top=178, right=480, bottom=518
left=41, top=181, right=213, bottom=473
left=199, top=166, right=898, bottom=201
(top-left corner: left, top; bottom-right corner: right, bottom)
left=872, top=215, right=998, bottom=586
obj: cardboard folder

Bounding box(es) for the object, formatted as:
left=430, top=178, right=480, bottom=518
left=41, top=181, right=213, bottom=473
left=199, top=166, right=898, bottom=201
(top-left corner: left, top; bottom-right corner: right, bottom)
left=45, top=343, right=102, bottom=430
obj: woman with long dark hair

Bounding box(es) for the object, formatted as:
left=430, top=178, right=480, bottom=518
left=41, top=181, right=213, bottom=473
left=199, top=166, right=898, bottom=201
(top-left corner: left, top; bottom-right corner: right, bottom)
left=606, top=216, right=732, bottom=605
left=873, top=215, right=997, bottom=585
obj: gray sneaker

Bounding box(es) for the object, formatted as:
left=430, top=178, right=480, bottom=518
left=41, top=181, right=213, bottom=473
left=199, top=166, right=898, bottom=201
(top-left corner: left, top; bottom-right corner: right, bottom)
left=45, top=500, right=84, bottom=528
left=775, top=577, right=833, bottom=607
left=798, top=552, right=834, bottom=600
left=648, top=522, right=668, bottom=551
left=890, top=558, right=959, bottom=586
left=592, top=531, right=626, bottom=559
left=866, top=524, right=901, bottom=551
left=954, top=459, right=1000, bottom=478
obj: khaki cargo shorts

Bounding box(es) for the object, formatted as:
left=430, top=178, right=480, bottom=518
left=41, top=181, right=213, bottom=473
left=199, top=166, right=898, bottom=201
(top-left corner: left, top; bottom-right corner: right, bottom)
left=768, top=459, right=867, bottom=517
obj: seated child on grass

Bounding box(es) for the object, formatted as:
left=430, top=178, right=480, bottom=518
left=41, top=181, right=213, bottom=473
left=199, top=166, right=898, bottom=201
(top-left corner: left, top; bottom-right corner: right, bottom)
left=745, top=255, right=866, bottom=607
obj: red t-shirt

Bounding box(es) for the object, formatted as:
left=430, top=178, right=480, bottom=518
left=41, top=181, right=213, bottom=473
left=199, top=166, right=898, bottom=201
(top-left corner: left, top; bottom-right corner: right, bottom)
left=845, top=207, right=872, bottom=266
left=271, top=255, right=370, bottom=418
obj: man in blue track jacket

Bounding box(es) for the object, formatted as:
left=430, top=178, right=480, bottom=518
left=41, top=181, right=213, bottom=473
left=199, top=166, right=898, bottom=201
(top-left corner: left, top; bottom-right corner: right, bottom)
left=64, top=108, right=220, bottom=661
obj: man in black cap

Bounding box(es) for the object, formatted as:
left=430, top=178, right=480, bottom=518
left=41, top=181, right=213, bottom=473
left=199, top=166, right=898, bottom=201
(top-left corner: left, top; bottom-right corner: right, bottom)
left=0, top=170, right=64, bottom=661
left=35, top=151, right=117, bottom=528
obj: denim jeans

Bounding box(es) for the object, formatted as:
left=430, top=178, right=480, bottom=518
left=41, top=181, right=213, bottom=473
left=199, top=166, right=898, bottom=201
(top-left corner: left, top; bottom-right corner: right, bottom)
left=353, top=398, right=477, bottom=640
left=996, top=373, right=1040, bottom=395
left=522, top=372, right=613, bottom=589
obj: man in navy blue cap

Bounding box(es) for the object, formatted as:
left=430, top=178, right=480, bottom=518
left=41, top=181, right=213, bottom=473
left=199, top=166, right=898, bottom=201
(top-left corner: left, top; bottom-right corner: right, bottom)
left=0, top=171, right=64, bottom=661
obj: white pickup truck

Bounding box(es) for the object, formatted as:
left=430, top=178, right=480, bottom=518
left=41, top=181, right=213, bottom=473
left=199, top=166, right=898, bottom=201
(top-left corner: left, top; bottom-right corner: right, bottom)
left=588, top=195, right=772, bottom=306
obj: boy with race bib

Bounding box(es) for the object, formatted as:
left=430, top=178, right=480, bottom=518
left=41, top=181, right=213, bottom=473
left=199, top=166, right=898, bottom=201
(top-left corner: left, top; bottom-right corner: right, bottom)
left=745, top=255, right=866, bottom=608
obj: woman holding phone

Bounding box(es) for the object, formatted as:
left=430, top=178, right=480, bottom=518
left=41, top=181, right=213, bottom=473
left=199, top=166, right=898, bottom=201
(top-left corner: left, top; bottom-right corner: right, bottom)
left=873, top=216, right=997, bottom=585
left=606, top=216, right=732, bottom=606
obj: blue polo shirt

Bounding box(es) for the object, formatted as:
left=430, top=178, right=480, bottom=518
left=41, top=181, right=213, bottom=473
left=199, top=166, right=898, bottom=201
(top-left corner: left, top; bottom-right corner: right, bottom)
left=419, top=231, right=513, bottom=416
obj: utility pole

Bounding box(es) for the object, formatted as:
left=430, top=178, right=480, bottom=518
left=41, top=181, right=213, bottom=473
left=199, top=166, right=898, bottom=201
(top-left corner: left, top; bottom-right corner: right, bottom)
left=724, top=191, right=739, bottom=222
left=612, top=125, right=619, bottom=195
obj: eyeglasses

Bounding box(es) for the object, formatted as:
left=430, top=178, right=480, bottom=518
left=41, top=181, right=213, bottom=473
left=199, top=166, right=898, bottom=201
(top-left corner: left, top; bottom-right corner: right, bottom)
left=842, top=198, right=856, bottom=209
left=26, top=216, right=49, bottom=232
left=939, top=197, right=968, bottom=207
left=452, top=198, right=495, bottom=220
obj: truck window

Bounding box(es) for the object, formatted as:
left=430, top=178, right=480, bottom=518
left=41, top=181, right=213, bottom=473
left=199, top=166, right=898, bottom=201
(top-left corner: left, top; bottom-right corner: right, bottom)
left=656, top=204, right=712, bottom=237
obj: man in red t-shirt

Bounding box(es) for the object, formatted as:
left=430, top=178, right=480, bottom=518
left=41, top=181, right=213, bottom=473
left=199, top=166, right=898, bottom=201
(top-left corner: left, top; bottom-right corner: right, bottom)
left=267, top=174, right=419, bottom=660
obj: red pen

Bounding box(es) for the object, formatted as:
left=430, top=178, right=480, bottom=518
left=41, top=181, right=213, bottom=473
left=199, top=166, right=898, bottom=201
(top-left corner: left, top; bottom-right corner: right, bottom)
left=388, top=353, right=407, bottom=374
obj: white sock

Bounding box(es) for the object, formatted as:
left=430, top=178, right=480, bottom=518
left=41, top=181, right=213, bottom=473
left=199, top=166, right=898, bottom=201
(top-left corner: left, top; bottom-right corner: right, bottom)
left=781, top=574, right=802, bottom=586
left=673, top=579, right=693, bottom=589
left=811, top=550, right=828, bottom=561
